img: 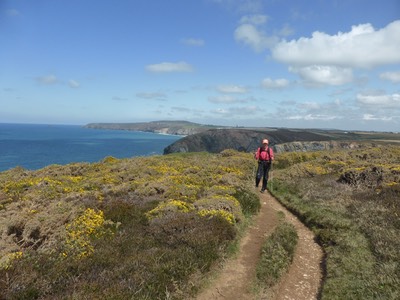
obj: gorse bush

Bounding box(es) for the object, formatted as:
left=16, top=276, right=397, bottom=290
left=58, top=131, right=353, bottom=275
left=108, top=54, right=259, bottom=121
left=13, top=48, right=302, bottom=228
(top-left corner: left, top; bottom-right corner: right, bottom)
left=63, top=207, right=118, bottom=259
left=0, top=151, right=256, bottom=299
left=273, top=151, right=323, bottom=170
left=270, top=144, right=400, bottom=299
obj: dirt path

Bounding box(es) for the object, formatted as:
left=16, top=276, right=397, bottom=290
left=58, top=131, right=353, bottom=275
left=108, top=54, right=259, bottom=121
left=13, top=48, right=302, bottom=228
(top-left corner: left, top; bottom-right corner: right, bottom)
left=195, top=188, right=324, bottom=300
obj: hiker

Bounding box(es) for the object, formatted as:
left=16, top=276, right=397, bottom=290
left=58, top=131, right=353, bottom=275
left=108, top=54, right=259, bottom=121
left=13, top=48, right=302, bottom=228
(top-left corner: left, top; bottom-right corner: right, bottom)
left=254, top=139, right=274, bottom=193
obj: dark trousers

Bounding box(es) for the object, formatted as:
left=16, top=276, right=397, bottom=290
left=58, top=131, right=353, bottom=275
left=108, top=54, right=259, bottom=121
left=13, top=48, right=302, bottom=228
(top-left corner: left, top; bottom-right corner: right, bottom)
left=256, top=161, right=271, bottom=190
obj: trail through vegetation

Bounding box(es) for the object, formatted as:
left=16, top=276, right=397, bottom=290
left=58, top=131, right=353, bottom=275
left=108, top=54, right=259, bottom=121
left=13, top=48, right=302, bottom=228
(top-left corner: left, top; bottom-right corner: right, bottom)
left=3, top=144, right=397, bottom=299
left=195, top=188, right=323, bottom=300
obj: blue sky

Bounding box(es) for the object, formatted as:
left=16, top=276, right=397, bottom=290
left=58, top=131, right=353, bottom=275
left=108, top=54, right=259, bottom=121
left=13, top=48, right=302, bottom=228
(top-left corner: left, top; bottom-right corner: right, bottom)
left=1, top=0, right=399, bottom=131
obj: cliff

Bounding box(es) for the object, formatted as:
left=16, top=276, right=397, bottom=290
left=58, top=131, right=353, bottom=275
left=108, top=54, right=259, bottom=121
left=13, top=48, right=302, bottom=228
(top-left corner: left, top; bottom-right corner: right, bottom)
left=273, top=140, right=366, bottom=153
left=84, top=121, right=400, bottom=154
left=163, top=128, right=337, bottom=154
left=162, top=128, right=399, bottom=154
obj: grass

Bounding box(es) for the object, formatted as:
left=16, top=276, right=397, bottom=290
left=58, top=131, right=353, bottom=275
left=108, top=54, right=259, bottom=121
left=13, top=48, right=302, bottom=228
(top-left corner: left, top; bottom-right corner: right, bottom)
left=256, top=217, right=298, bottom=287
left=269, top=144, right=400, bottom=299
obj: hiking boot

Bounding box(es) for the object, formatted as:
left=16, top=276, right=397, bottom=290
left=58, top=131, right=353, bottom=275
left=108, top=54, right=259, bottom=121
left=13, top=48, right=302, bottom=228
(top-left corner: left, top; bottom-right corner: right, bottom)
left=260, top=189, right=265, bottom=193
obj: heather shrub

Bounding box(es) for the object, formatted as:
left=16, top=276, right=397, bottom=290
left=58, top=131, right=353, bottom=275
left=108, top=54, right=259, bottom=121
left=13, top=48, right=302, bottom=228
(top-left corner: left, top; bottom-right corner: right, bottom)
left=256, top=221, right=298, bottom=286
left=0, top=150, right=257, bottom=299
left=233, top=187, right=260, bottom=215
left=194, top=194, right=243, bottom=224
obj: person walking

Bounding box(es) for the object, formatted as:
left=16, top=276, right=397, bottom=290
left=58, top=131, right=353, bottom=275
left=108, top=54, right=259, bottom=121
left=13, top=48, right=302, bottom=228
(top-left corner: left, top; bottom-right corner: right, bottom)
left=254, top=139, right=274, bottom=193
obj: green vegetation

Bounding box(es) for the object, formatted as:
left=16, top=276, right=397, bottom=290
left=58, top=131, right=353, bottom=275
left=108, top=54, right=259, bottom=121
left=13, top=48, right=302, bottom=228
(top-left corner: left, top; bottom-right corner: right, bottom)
left=256, top=217, right=298, bottom=286
left=0, top=150, right=258, bottom=299
left=270, top=144, right=400, bottom=299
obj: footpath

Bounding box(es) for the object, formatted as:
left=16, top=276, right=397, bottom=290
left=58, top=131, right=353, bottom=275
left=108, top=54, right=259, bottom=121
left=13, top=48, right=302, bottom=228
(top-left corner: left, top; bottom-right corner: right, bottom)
left=195, top=189, right=323, bottom=300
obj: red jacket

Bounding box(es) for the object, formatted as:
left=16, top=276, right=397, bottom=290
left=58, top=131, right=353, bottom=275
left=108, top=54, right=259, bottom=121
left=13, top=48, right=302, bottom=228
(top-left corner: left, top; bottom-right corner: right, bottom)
left=254, top=146, right=274, bottom=161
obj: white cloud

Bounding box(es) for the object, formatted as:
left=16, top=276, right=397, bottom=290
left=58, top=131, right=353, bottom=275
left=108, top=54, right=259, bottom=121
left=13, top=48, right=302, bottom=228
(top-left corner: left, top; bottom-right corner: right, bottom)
left=216, top=85, right=247, bottom=93
left=329, top=87, right=353, bottom=97
left=234, top=23, right=278, bottom=52
left=209, top=95, right=247, bottom=103
left=210, top=105, right=259, bottom=116
left=237, top=0, right=263, bottom=14
left=239, top=14, right=268, bottom=25
left=357, top=93, right=400, bottom=108
left=171, top=106, right=192, bottom=112
left=211, top=0, right=264, bottom=14
left=261, top=77, right=290, bottom=89
left=380, top=71, right=400, bottom=83
left=234, top=14, right=295, bottom=52
left=136, top=92, right=167, bottom=99
left=278, top=23, right=294, bottom=37
left=299, top=102, right=321, bottom=110
left=272, top=93, right=398, bottom=130
left=181, top=38, right=205, bottom=46
left=272, top=21, right=400, bottom=69
left=68, top=79, right=80, bottom=88
left=290, top=65, right=353, bottom=86
left=35, top=74, right=58, bottom=85
left=228, top=105, right=259, bottom=114
left=276, top=98, right=350, bottom=124
left=287, top=114, right=340, bottom=121
left=145, top=61, right=193, bottom=73
left=362, top=114, right=392, bottom=121
left=112, top=96, right=128, bottom=101
left=211, top=108, right=230, bottom=115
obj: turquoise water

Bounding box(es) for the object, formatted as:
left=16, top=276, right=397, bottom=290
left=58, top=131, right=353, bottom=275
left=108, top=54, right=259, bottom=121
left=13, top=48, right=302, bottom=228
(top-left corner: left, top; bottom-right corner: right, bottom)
left=0, top=123, right=181, bottom=171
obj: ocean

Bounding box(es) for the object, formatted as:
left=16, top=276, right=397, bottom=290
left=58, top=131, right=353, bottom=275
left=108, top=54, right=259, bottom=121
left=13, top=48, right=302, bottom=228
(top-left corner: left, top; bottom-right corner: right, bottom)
left=0, top=123, right=181, bottom=172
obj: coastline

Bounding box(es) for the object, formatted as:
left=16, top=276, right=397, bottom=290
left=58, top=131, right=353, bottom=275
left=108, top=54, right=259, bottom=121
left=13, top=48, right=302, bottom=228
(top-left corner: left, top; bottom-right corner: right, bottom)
left=0, top=124, right=181, bottom=172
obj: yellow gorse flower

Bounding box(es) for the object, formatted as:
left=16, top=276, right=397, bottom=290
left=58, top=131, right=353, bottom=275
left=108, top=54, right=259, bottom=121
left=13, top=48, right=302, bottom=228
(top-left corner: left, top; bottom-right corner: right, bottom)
left=0, top=251, right=23, bottom=270
left=146, top=200, right=195, bottom=219
left=197, top=209, right=235, bottom=225
left=64, top=208, right=112, bottom=259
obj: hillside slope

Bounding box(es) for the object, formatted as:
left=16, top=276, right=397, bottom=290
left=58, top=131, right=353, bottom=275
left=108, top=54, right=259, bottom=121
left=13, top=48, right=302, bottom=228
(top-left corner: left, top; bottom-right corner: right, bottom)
left=84, top=121, right=400, bottom=154
left=164, top=128, right=400, bottom=154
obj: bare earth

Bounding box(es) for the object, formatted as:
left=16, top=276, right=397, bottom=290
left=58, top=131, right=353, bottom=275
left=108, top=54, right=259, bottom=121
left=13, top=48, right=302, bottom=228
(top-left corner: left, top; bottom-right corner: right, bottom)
left=195, top=188, right=324, bottom=300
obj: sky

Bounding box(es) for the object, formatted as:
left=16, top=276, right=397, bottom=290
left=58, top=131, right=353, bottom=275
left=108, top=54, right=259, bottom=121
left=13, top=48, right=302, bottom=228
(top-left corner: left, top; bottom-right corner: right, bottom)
left=1, top=0, right=400, bottom=132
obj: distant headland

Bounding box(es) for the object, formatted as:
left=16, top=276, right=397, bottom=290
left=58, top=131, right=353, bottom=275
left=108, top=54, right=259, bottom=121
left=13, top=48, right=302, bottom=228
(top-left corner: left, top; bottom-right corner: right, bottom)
left=85, top=121, right=400, bottom=154
left=84, top=120, right=223, bottom=136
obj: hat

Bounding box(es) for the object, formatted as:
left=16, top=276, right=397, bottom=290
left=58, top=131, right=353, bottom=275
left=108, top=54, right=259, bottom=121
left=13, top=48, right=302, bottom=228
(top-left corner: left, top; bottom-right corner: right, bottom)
left=262, top=139, right=269, bottom=144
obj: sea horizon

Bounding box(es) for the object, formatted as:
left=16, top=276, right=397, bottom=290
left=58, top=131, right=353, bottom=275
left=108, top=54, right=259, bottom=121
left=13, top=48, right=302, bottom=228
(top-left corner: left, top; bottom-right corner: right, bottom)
left=0, top=123, right=181, bottom=172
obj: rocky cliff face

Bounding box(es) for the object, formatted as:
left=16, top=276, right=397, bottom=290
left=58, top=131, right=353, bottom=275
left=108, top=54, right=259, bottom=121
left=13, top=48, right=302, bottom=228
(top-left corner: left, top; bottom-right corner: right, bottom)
left=273, top=141, right=365, bottom=153
left=163, top=128, right=343, bottom=154
left=85, top=122, right=396, bottom=155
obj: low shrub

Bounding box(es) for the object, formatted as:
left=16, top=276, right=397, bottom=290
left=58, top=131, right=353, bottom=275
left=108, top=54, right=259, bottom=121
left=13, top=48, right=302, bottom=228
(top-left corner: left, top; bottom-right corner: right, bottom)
left=0, top=150, right=256, bottom=299
left=233, top=187, right=260, bottom=216
left=256, top=221, right=298, bottom=286
left=270, top=144, right=400, bottom=299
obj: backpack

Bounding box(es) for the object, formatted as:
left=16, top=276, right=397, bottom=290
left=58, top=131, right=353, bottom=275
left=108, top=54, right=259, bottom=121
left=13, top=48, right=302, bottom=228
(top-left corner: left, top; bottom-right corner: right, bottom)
left=258, top=147, right=272, bottom=163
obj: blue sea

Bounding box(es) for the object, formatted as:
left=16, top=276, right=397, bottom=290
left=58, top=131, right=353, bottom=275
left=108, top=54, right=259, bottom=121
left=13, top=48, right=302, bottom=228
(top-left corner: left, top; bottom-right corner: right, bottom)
left=0, top=123, right=181, bottom=172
